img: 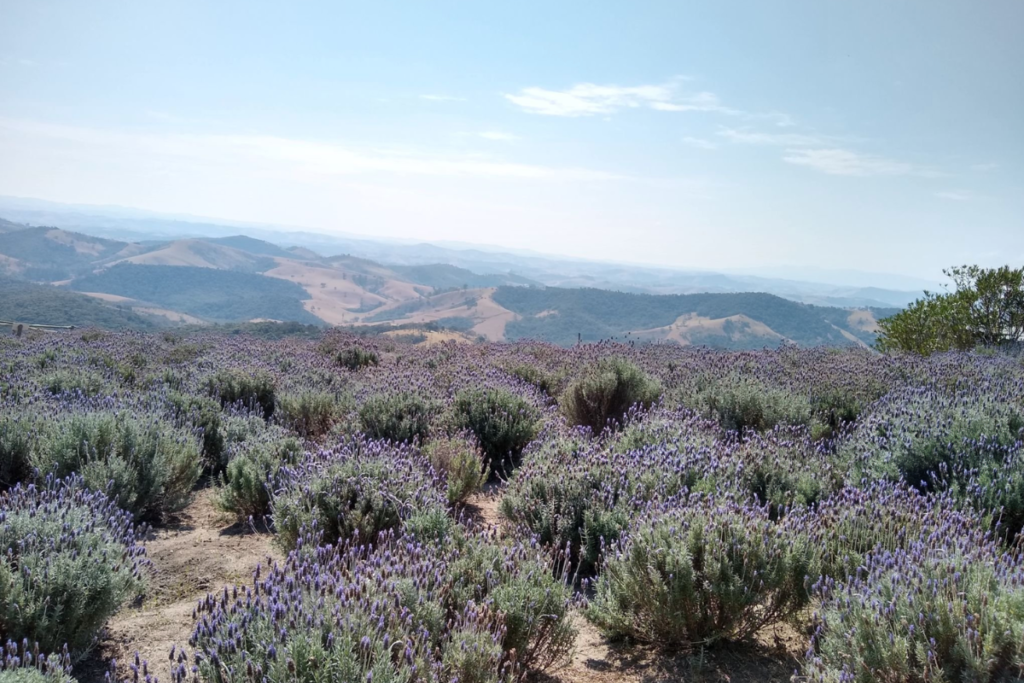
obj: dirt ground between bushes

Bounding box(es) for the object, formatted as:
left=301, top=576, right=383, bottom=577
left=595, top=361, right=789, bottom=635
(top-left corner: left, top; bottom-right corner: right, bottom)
left=79, top=487, right=803, bottom=683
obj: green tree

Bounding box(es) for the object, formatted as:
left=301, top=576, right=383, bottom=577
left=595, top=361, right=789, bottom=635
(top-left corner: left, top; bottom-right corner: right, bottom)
left=877, top=265, right=1024, bottom=355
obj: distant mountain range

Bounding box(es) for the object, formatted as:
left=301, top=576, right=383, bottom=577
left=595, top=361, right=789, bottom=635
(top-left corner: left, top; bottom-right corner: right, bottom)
left=0, top=197, right=917, bottom=348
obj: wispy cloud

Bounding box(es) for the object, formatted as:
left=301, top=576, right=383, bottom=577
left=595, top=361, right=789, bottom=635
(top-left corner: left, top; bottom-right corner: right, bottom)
left=681, top=136, right=717, bottom=150
left=473, top=131, right=520, bottom=142
left=0, top=57, right=37, bottom=67
left=717, top=128, right=828, bottom=147
left=504, top=80, right=733, bottom=117
left=970, top=162, right=998, bottom=172
left=420, top=94, right=465, bottom=102
left=935, top=190, right=987, bottom=201
left=0, top=118, right=617, bottom=182
left=782, top=148, right=939, bottom=177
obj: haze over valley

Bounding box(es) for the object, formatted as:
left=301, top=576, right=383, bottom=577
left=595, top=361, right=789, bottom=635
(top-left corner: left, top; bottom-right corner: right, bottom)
left=0, top=197, right=912, bottom=348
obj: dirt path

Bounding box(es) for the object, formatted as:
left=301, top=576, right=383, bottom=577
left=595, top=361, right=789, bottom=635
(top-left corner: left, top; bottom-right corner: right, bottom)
left=80, top=488, right=280, bottom=683
left=461, top=482, right=504, bottom=529
left=544, top=618, right=801, bottom=683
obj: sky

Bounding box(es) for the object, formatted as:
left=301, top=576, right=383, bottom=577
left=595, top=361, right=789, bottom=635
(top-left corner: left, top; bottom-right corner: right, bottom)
left=0, top=0, right=1021, bottom=279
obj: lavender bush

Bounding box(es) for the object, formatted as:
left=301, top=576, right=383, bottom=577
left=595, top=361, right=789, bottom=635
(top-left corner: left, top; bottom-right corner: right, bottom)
left=334, top=345, right=379, bottom=371
left=453, top=388, right=540, bottom=476
left=276, top=389, right=347, bottom=440
left=560, top=357, right=661, bottom=434
left=271, top=436, right=447, bottom=550
left=804, top=535, right=1024, bottom=682
left=31, top=412, right=201, bottom=522
left=358, top=392, right=435, bottom=444
left=176, top=524, right=574, bottom=683
left=587, top=495, right=812, bottom=649
left=215, top=427, right=302, bottom=521
left=0, top=476, right=148, bottom=660
left=843, top=383, right=1024, bottom=538
left=0, top=416, right=33, bottom=491
left=205, top=368, right=277, bottom=419
left=422, top=432, right=489, bottom=505
left=0, top=640, right=73, bottom=683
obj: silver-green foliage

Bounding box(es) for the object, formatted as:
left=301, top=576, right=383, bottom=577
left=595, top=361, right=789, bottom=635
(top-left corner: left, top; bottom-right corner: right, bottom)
left=422, top=432, right=489, bottom=505
left=0, top=476, right=148, bottom=660
left=32, top=412, right=202, bottom=521
left=588, top=497, right=812, bottom=649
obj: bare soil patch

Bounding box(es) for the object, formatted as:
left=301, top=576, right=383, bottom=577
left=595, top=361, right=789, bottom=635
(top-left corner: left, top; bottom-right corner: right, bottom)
left=78, top=488, right=280, bottom=683
left=542, top=618, right=802, bottom=683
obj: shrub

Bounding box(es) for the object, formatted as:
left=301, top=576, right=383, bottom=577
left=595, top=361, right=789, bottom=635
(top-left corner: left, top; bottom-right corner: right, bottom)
left=0, top=640, right=73, bottom=683
left=204, top=369, right=277, bottom=418
left=32, top=412, right=202, bottom=521
left=453, top=388, right=540, bottom=475
left=271, top=437, right=447, bottom=550
left=506, top=363, right=565, bottom=397
left=785, top=481, right=992, bottom=585
left=444, top=531, right=577, bottom=674
left=168, top=393, right=225, bottom=473
left=177, top=523, right=574, bottom=683
left=423, top=432, right=489, bottom=505
left=358, top=392, right=435, bottom=444
left=0, top=417, right=33, bottom=491
left=843, top=385, right=1024, bottom=538
left=805, top=533, right=1024, bottom=682
left=587, top=497, right=812, bottom=649
left=730, top=427, right=842, bottom=517
left=561, top=358, right=661, bottom=433
left=809, top=387, right=867, bottom=438
left=335, top=346, right=379, bottom=371
left=216, top=429, right=302, bottom=521
left=501, top=415, right=721, bottom=575
left=277, top=390, right=343, bottom=439
left=0, top=476, right=148, bottom=660
left=687, top=375, right=812, bottom=434
left=40, top=371, right=105, bottom=398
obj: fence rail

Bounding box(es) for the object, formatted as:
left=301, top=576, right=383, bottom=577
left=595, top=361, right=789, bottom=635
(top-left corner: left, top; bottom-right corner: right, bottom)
left=1, top=319, right=76, bottom=337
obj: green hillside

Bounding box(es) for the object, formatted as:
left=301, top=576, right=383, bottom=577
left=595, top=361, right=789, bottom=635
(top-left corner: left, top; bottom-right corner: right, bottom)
left=0, top=218, right=26, bottom=233
left=209, top=235, right=297, bottom=259
left=69, top=264, right=322, bottom=324
left=0, top=277, right=154, bottom=329
left=0, top=227, right=127, bottom=280
left=493, top=286, right=864, bottom=347
left=391, top=263, right=537, bottom=290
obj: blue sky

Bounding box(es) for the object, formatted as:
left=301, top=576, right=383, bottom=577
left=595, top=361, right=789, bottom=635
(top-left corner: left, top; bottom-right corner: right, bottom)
left=0, top=0, right=1021, bottom=279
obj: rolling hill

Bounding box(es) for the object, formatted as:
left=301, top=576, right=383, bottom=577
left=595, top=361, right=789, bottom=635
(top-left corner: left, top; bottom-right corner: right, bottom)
left=0, top=218, right=26, bottom=233
left=491, top=287, right=875, bottom=348
left=0, top=277, right=155, bottom=329
left=109, top=239, right=276, bottom=273
left=0, top=227, right=130, bottom=280
left=70, top=264, right=322, bottom=324
left=0, top=212, right=900, bottom=347
left=389, top=263, right=539, bottom=290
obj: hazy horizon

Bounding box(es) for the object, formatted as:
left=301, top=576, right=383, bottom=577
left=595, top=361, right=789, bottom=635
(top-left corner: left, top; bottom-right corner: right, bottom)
left=1, top=1, right=1021, bottom=280
left=0, top=192, right=943, bottom=291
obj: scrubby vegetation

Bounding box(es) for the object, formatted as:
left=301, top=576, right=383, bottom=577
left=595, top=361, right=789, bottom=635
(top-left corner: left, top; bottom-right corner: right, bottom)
left=2, top=327, right=1024, bottom=682
left=561, top=357, right=661, bottom=433
left=28, top=411, right=201, bottom=521
left=0, top=475, right=148, bottom=660
left=453, top=388, right=540, bottom=475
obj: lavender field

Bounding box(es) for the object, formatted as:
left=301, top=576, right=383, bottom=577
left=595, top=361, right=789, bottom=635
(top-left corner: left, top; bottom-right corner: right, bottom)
left=2, top=328, right=1024, bottom=683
